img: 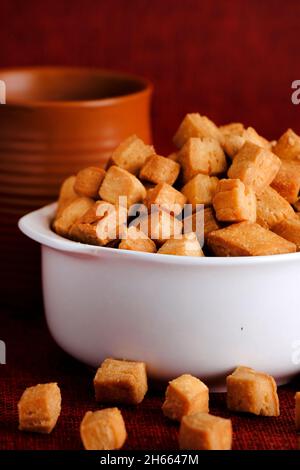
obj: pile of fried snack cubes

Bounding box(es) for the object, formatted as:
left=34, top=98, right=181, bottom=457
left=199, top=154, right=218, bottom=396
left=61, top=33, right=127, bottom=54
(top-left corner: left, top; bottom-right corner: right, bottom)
left=53, top=114, right=300, bottom=256
left=17, top=359, right=300, bottom=450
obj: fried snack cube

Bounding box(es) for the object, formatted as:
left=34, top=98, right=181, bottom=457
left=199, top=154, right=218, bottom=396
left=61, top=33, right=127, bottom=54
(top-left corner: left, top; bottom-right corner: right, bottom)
left=213, top=179, right=256, bottom=223
left=273, top=129, right=300, bottom=161
left=145, top=182, right=187, bottom=216
left=295, top=392, right=300, bottom=430
left=99, top=165, right=146, bottom=208
left=207, top=221, right=296, bottom=256
left=221, top=125, right=269, bottom=159
left=137, top=209, right=183, bottom=245
left=94, top=358, right=148, bottom=405
left=69, top=201, right=127, bottom=246
left=53, top=197, right=94, bottom=237
left=74, top=166, right=106, bottom=199
left=271, top=160, right=300, bottom=203
left=228, top=142, right=281, bottom=194
left=119, top=226, right=157, bottom=253
left=111, top=134, right=154, bottom=174
left=272, top=218, right=300, bottom=251
left=80, top=408, right=126, bottom=450
left=56, top=175, right=78, bottom=218
left=179, top=413, right=232, bottom=450
left=18, top=383, right=61, bottom=434
left=183, top=207, right=220, bottom=242
left=181, top=174, right=219, bottom=210
left=227, top=366, right=280, bottom=416
left=162, top=374, right=208, bottom=421
left=173, top=113, right=222, bottom=148
left=179, top=137, right=227, bottom=182
left=139, top=154, right=180, bottom=185
left=158, top=232, right=204, bottom=257
left=256, top=186, right=296, bottom=229
left=294, top=199, right=300, bottom=212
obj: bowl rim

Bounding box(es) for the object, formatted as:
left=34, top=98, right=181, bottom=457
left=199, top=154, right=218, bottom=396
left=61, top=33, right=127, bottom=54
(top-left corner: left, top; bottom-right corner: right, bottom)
left=0, top=66, right=153, bottom=108
left=18, top=203, right=300, bottom=267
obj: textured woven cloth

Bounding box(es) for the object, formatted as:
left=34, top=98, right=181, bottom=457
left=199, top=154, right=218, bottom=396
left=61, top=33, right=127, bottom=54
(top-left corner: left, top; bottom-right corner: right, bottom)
left=0, top=309, right=298, bottom=450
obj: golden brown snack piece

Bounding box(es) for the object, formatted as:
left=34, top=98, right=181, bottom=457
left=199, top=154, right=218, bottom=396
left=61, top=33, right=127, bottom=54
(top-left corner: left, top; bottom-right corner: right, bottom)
left=56, top=175, right=78, bottom=218
left=137, top=209, right=183, bottom=245
left=139, top=154, right=180, bottom=185
left=207, top=221, right=296, bottom=256
left=226, top=366, right=280, bottom=416
left=273, top=129, right=300, bottom=161
left=271, top=160, right=300, bottom=204
left=227, top=142, right=281, bottom=194
left=213, top=179, right=256, bottom=223
left=272, top=218, right=300, bottom=251
left=18, top=383, right=61, bottom=434
left=179, top=413, right=232, bottom=450
left=110, top=134, right=154, bottom=174
left=173, top=113, right=222, bottom=149
left=158, top=232, right=204, bottom=257
left=94, top=358, right=148, bottom=405
left=256, top=186, right=296, bottom=229
left=74, top=167, right=106, bottom=199
left=178, top=137, right=227, bottom=183
left=145, top=182, right=187, bottom=216
left=69, top=201, right=127, bottom=246
left=53, top=197, right=94, bottom=237
left=162, top=374, right=209, bottom=421
left=183, top=207, right=220, bottom=242
left=221, top=124, right=269, bottom=159
left=99, top=165, right=146, bottom=208
left=181, top=174, right=219, bottom=210
left=80, top=408, right=126, bottom=450
left=119, top=226, right=157, bottom=253
left=293, top=199, right=300, bottom=212
left=295, top=392, right=300, bottom=431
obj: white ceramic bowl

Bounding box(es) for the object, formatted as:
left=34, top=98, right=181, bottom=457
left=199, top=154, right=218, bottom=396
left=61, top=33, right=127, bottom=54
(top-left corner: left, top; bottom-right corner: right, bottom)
left=19, top=203, right=300, bottom=390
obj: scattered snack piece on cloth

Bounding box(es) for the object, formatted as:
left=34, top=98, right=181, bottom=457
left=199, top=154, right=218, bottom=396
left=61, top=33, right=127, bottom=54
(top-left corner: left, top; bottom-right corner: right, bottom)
left=207, top=221, right=296, bottom=256
left=162, top=374, right=209, bottom=421
left=80, top=408, right=126, bottom=450
left=213, top=178, right=256, bottom=223
left=94, top=358, right=148, bottom=405
left=18, top=383, right=61, bottom=434
left=226, top=366, right=280, bottom=416
left=179, top=412, right=232, bottom=450
left=227, top=142, right=281, bottom=194
left=158, top=232, right=204, bottom=257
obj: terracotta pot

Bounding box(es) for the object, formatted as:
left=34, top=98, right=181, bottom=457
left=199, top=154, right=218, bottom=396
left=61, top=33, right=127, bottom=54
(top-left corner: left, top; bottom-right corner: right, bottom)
left=0, top=67, right=153, bottom=311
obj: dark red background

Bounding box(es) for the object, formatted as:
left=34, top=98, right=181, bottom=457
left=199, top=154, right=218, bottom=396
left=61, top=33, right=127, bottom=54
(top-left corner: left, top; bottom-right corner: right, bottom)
left=1, top=0, right=300, bottom=451
left=1, top=0, right=300, bottom=152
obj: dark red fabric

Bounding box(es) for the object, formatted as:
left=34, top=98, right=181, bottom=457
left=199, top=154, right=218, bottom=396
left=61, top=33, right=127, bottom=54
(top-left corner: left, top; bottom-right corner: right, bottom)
left=0, top=0, right=300, bottom=153
left=0, top=309, right=298, bottom=450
